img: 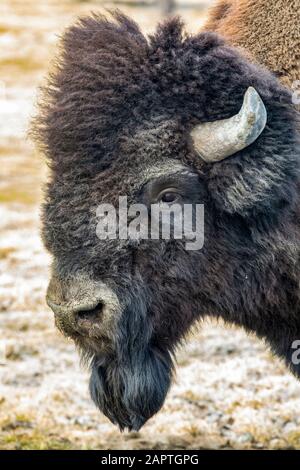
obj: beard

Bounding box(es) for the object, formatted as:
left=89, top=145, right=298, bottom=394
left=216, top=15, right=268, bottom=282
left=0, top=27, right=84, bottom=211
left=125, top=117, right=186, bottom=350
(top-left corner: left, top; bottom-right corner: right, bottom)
left=86, top=291, right=174, bottom=431
left=89, top=345, right=173, bottom=431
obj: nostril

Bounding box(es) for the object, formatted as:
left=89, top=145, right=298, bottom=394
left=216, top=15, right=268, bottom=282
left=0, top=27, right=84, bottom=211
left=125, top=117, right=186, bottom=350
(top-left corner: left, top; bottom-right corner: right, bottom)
left=76, top=302, right=104, bottom=325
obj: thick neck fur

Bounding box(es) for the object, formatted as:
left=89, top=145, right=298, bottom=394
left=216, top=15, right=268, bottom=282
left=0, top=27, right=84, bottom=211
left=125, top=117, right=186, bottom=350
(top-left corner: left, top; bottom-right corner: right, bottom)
left=204, top=0, right=300, bottom=88
left=214, top=205, right=300, bottom=377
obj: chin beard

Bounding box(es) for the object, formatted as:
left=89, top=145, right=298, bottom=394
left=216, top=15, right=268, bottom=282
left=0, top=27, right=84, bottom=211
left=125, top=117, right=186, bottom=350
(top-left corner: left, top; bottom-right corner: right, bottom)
left=89, top=346, right=173, bottom=431
left=86, top=293, right=174, bottom=431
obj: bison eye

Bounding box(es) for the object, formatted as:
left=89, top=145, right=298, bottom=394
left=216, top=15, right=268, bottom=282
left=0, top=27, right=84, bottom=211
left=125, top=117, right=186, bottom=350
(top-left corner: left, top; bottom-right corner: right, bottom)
left=158, top=189, right=181, bottom=204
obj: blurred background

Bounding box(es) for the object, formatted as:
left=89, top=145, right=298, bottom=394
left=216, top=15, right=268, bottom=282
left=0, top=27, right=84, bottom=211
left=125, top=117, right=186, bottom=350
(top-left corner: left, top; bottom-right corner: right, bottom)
left=1, top=0, right=300, bottom=450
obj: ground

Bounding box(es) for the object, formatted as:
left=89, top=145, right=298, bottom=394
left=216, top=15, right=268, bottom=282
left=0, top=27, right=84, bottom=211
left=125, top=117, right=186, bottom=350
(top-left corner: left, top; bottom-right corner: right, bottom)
left=1, top=0, right=300, bottom=450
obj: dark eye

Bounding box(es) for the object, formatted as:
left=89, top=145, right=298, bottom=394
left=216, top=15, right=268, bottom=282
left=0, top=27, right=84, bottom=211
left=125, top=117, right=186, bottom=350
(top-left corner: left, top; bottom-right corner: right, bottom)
left=158, top=190, right=181, bottom=204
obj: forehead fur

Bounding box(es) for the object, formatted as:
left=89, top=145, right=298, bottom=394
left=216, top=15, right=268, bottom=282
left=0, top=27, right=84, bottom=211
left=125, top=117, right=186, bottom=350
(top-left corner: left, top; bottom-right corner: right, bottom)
left=33, top=11, right=291, bottom=173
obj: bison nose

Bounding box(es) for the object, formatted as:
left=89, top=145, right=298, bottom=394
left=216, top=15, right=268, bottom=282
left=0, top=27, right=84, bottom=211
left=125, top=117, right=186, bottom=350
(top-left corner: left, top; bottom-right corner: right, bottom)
left=47, top=298, right=105, bottom=331
left=46, top=275, right=121, bottom=337
left=75, top=302, right=104, bottom=328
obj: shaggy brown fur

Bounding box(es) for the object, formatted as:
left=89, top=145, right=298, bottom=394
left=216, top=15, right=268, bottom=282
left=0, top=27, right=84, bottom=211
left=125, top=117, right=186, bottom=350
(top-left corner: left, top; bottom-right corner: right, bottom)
left=33, top=13, right=300, bottom=431
left=204, top=0, right=300, bottom=88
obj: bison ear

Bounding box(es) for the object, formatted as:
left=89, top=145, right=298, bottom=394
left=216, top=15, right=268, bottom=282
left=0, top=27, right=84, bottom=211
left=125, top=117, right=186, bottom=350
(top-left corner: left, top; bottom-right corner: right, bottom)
left=202, top=90, right=299, bottom=218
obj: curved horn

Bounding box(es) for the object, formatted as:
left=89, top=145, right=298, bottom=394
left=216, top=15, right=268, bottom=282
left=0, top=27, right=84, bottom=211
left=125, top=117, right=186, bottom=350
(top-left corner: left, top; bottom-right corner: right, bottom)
left=191, top=87, right=267, bottom=163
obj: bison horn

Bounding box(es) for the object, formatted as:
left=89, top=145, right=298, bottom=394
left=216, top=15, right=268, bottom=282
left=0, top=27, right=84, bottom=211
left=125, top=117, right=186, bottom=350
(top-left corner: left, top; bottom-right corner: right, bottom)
left=190, top=87, right=267, bottom=163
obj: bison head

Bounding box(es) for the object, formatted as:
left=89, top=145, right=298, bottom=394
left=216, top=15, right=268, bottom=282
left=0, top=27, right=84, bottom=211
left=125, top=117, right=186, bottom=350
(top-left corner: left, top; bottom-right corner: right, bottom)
left=33, top=13, right=300, bottom=430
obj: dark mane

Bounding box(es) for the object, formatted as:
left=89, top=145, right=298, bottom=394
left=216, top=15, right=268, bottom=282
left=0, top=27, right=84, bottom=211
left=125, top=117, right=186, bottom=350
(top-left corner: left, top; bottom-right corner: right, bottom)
left=33, top=12, right=296, bottom=175
left=33, top=12, right=300, bottom=431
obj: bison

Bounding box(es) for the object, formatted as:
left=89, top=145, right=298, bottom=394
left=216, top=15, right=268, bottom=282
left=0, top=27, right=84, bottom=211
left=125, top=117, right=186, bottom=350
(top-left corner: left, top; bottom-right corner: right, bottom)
left=33, top=13, right=300, bottom=431
left=204, top=0, right=300, bottom=88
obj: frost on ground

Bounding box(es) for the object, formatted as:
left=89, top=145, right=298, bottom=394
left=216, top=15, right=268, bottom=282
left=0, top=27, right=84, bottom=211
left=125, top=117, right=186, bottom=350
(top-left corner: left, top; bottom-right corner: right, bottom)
left=1, top=0, right=300, bottom=450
